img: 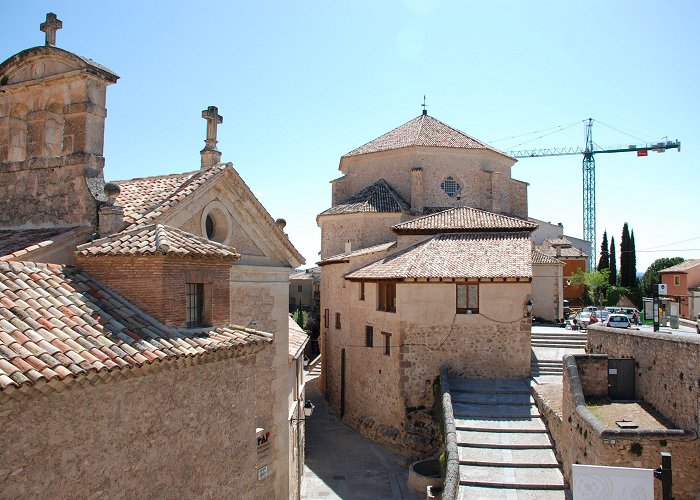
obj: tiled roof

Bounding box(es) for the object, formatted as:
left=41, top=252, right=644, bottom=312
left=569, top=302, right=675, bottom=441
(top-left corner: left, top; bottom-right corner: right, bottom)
left=318, top=180, right=410, bottom=216
left=115, top=163, right=228, bottom=227
left=319, top=241, right=396, bottom=266
left=392, top=206, right=537, bottom=234
left=343, top=113, right=512, bottom=159
left=289, top=267, right=320, bottom=280
left=0, top=261, right=272, bottom=393
left=0, top=227, right=84, bottom=261
left=659, top=259, right=700, bottom=273
left=533, top=250, right=563, bottom=265
left=75, top=224, right=240, bottom=259
left=345, top=232, right=532, bottom=280
left=537, top=238, right=587, bottom=259
left=288, top=317, right=309, bottom=360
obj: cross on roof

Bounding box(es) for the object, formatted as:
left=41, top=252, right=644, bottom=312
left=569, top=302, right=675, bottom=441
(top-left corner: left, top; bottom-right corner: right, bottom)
left=40, top=12, right=62, bottom=47
left=201, top=106, right=223, bottom=145
left=421, top=95, right=428, bottom=116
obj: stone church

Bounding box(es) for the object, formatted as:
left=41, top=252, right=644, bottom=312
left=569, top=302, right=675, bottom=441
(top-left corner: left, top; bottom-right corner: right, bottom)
left=317, top=111, right=542, bottom=452
left=0, top=14, right=306, bottom=499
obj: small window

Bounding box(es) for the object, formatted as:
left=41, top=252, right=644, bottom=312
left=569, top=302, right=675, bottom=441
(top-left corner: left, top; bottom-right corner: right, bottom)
left=377, top=282, right=396, bottom=313
left=441, top=176, right=461, bottom=197
left=456, top=284, right=479, bottom=314
left=359, top=282, right=365, bottom=301
left=382, top=331, right=391, bottom=356
left=335, top=312, right=341, bottom=329
left=365, top=325, right=374, bottom=347
left=674, top=276, right=680, bottom=286
left=186, top=283, right=205, bottom=327
left=298, top=284, right=303, bottom=292
left=324, top=309, right=329, bottom=328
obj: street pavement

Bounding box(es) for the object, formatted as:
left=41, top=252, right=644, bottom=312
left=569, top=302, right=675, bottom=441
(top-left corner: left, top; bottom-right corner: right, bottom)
left=301, top=374, right=423, bottom=500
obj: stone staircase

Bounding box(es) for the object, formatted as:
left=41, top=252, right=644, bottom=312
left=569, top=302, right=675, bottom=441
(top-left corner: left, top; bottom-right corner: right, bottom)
left=450, top=378, right=568, bottom=499
left=531, top=329, right=587, bottom=378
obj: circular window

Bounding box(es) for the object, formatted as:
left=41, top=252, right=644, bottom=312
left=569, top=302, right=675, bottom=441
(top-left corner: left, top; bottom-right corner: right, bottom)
left=441, top=176, right=461, bottom=197
left=201, top=202, right=232, bottom=244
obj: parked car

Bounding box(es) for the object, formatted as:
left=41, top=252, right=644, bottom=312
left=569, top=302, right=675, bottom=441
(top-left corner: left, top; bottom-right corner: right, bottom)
left=604, top=314, right=631, bottom=329
left=575, top=311, right=593, bottom=330
left=598, top=310, right=610, bottom=322
left=563, top=300, right=570, bottom=317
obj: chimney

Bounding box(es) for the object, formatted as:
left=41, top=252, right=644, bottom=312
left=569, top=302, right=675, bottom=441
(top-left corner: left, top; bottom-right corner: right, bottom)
left=489, top=170, right=502, bottom=213
left=410, top=167, right=424, bottom=213
left=98, top=182, right=125, bottom=235
left=345, top=239, right=352, bottom=253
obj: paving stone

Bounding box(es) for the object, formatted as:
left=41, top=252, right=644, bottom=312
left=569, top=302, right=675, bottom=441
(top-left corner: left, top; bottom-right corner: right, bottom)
left=459, top=464, right=565, bottom=489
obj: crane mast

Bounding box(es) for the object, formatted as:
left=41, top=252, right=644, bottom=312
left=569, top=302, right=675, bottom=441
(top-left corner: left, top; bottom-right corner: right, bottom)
left=508, top=119, right=680, bottom=269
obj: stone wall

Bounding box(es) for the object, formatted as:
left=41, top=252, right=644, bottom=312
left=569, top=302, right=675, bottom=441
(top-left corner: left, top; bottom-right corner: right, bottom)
left=334, top=147, right=520, bottom=215
left=588, top=326, right=700, bottom=433
left=532, top=262, right=562, bottom=322
left=534, top=354, right=699, bottom=500
left=77, top=254, right=233, bottom=328
left=0, top=348, right=275, bottom=500
left=318, top=212, right=404, bottom=259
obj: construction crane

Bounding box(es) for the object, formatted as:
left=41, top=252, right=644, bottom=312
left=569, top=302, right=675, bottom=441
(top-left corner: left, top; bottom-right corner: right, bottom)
left=508, top=118, right=680, bottom=268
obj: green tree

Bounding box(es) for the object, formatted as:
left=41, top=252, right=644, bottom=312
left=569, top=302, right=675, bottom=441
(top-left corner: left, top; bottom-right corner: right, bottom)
left=609, top=237, right=617, bottom=286
left=571, top=268, right=610, bottom=306
left=630, top=230, right=637, bottom=285
left=292, top=306, right=307, bottom=329
left=597, top=230, right=609, bottom=271
left=640, top=257, right=685, bottom=297
left=620, top=223, right=635, bottom=287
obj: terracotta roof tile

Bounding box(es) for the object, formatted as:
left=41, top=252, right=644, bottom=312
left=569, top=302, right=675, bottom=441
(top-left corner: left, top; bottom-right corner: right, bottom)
left=532, top=250, right=563, bottom=265
left=392, top=206, right=537, bottom=234
left=0, top=227, right=86, bottom=261
left=115, top=164, right=229, bottom=227
left=345, top=232, right=532, bottom=280
left=75, top=224, right=240, bottom=259
left=658, top=259, right=700, bottom=273
left=343, top=114, right=513, bottom=159
left=288, top=317, right=309, bottom=360
left=0, top=261, right=273, bottom=392
left=537, top=238, right=588, bottom=259
left=319, top=180, right=409, bottom=217
left=319, top=241, right=396, bottom=266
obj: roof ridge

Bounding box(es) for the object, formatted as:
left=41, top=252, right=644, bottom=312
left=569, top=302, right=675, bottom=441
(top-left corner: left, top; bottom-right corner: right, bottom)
left=154, top=224, right=170, bottom=254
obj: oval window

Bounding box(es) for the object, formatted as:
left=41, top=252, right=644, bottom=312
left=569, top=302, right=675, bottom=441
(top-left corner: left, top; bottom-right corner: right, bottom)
left=441, top=176, right=461, bottom=197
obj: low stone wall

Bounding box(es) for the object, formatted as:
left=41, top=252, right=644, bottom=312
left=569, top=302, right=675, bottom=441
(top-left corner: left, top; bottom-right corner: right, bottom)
left=534, top=354, right=699, bottom=500
left=588, top=325, right=700, bottom=433
left=439, top=366, right=459, bottom=500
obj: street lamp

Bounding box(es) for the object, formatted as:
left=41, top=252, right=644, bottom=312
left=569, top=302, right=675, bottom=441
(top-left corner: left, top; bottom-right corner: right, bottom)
left=526, top=300, right=533, bottom=318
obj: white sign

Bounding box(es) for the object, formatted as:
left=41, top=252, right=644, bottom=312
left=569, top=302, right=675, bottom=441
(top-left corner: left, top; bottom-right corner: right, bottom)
left=658, top=283, right=667, bottom=295
left=573, top=464, right=653, bottom=500
left=258, top=465, right=268, bottom=481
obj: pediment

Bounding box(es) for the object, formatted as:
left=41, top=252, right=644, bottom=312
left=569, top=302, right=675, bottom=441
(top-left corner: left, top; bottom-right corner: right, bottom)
left=0, top=46, right=118, bottom=87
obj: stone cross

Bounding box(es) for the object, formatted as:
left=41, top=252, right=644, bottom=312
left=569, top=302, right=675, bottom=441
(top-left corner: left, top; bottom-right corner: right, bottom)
left=202, top=106, right=223, bottom=147
left=200, top=106, right=223, bottom=169
left=40, top=13, right=62, bottom=47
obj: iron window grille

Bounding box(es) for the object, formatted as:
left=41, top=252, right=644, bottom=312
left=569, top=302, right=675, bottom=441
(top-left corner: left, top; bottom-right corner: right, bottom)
left=186, top=283, right=205, bottom=327
left=365, top=325, right=373, bottom=347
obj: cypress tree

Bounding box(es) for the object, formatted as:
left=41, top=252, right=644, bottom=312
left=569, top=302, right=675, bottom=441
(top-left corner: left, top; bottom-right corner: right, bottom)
left=620, top=223, right=632, bottom=287
left=609, top=236, right=617, bottom=286
left=597, top=230, right=609, bottom=271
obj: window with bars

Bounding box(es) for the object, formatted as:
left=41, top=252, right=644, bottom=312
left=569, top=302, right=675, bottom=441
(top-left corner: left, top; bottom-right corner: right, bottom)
left=456, top=284, right=479, bottom=314
left=365, top=325, right=373, bottom=347
left=186, top=283, right=205, bottom=327
left=440, top=176, right=461, bottom=197
left=382, top=331, right=391, bottom=356
left=335, top=312, right=341, bottom=329
left=377, top=282, right=396, bottom=313
left=359, top=282, right=365, bottom=301
left=324, top=309, right=329, bottom=328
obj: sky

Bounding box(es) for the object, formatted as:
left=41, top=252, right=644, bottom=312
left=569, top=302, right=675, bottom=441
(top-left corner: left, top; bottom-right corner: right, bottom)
left=3, top=1, right=698, bottom=271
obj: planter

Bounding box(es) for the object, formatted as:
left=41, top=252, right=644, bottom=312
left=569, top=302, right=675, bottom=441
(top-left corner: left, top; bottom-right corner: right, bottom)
left=408, top=458, right=443, bottom=495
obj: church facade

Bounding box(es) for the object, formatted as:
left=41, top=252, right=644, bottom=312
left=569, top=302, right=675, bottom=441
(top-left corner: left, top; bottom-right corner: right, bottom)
left=317, top=112, right=538, bottom=452
left=0, top=13, right=304, bottom=499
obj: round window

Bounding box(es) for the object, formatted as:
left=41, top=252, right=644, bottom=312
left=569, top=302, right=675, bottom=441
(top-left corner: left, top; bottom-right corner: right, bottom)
left=201, top=204, right=231, bottom=244
left=441, top=176, right=461, bottom=197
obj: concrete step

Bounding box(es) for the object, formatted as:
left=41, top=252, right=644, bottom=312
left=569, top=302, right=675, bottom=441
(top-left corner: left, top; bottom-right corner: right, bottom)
left=455, top=416, right=547, bottom=433
left=458, top=485, right=569, bottom=499
left=449, top=378, right=532, bottom=394
left=457, top=430, right=554, bottom=449
left=531, top=334, right=587, bottom=340
left=453, top=402, right=540, bottom=419
left=531, top=341, right=587, bottom=348
left=459, top=464, right=566, bottom=490
left=459, top=446, right=559, bottom=467
left=451, top=393, right=535, bottom=406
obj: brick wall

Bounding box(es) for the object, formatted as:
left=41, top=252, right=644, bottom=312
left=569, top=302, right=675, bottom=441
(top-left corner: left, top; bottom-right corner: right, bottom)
left=76, top=254, right=232, bottom=328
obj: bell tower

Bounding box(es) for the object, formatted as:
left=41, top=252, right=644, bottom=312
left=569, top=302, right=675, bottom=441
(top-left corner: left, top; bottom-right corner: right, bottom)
left=0, top=13, right=119, bottom=228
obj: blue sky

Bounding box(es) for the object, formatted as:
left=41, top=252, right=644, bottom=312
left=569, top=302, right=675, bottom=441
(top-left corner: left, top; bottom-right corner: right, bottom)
left=3, top=1, right=698, bottom=271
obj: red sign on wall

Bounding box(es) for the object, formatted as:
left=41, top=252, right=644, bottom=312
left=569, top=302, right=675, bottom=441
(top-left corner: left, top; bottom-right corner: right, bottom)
left=637, top=150, right=648, bottom=157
